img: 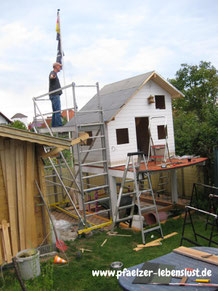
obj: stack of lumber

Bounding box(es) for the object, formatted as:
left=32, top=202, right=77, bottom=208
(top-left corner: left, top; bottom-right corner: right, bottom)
left=0, top=138, right=50, bottom=264
left=134, top=232, right=178, bottom=251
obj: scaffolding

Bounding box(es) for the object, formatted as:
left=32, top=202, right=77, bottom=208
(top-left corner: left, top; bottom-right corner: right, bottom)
left=33, top=82, right=112, bottom=233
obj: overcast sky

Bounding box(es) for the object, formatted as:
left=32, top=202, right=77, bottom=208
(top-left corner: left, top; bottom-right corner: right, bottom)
left=1, top=0, right=217, bottom=122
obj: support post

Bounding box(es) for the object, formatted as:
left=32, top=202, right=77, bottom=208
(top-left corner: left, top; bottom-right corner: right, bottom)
left=171, top=169, right=178, bottom=203
left=108, top=175, right=117, bottom=219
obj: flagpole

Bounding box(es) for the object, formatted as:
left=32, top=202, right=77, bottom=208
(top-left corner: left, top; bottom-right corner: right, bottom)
left=56, top=9, right=73, bottom=169
left=57, top=9, right=69, bottom=123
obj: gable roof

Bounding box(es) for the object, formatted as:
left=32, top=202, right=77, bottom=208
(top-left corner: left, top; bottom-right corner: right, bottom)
left=65, top=71, right=184, bottom=127
left=11, top=113, right=28, bottom=119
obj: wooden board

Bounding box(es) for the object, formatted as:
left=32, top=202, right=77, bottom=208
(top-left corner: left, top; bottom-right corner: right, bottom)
left=19, top=142, right=26, bottom=229
left=0, top=146, right=9, bottom=222
left=0, top=227, right=2, bottom=265
left=0, top=125, right=71, bottom=149
left=135, top=232, right=178, bottom=251
left=134, top=242, right=161, bottom=251
left=134, top=232, right=178, bottom=251
left=1, top=220, right=12, bottom=263
left=10, top=140, right=18, bottom=248
left=36, top=145, right=50, bottom=245
left=173, top=246, right=218, bottom=266
left=4, top=140, right=18, bottom=256
left=25, top=143, right=37, bottom=248
left=16, top=143, right=25, bottom=250
left=0, top=139, right=6, bottom=182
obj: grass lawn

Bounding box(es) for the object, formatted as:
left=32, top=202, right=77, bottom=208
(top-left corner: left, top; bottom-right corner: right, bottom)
left=1, top=215, right=218, bottom=290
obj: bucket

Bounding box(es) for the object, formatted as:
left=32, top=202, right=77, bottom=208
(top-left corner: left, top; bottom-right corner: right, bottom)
left=132, top=215, right=144, bottom=229
left=144, top=212, right=168, bottom=225
left=16, top=248, right=41, bottom=280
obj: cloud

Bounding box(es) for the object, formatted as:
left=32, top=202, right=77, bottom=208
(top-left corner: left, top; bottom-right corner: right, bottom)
left=66, top=38, right=128, bottom=69
left=0, top=0, right=218, bottom=122
left=113, top=12, right=145, bottom=29
left=0, top=63, right=16, bottom=72
left=0, top=80, right=51, bottom=122
left=0, top=22, right=45, bottom=57
left=122, top=46, right=174, bottom=73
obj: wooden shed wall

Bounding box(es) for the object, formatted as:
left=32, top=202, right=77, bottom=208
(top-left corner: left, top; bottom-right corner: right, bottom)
left=0, top=137, right=50, bottom=264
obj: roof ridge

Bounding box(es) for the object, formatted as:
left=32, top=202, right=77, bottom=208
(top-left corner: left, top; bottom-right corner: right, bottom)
left=102, top=71, right=154, bottom=88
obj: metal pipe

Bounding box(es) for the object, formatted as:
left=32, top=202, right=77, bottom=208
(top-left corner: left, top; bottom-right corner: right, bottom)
left=47, top=156, right=85, bottom=225
left=72, top=82, right=87, bottom=225
left=186, top=205, right=217, bottom=218
left=34, top=102, right=53, bottom=135
left=33, top=83, right=72, bottom=100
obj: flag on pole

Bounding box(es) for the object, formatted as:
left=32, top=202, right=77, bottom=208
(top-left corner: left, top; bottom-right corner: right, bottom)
left=56, top=10, right=62, bottom=64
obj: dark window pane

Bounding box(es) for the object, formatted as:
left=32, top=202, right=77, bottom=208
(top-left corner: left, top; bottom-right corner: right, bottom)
left=155, top=95, right=165, bottom=109
left=116, top=128, right=129, bottom=144
left=157, top=125, right=167, bottom=139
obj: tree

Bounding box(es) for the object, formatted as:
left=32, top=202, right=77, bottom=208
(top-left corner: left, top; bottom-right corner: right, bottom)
left=170, top=61, right=218, bottom=184
left=9, top=120, right=28, bottom=131
left=170, top=61, right=218, bottom=119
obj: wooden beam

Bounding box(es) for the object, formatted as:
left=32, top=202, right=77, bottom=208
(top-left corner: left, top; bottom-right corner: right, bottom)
left=71, top=132, right=89, bottom=146
left=0, top=125, right=71, bottom=149
left=41, top=147, right=64, bottom=159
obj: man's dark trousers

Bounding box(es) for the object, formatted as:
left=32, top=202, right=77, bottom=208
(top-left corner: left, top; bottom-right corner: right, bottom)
left=50, top=95, right=62, bottom=127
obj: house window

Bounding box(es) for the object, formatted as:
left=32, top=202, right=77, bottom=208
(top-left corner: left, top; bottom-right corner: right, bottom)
left=157, top=125, right=167, bottom=139
left=116, top=128, right=129, bottom=145
left=155, top=95, right=165, bottom=109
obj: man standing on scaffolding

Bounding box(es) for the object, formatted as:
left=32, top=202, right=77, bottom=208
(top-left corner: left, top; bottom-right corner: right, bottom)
left=49, top=62, right=63, bottom=127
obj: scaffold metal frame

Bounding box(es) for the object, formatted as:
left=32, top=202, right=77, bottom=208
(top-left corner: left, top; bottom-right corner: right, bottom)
left=33, top=82, right=112, bottom=232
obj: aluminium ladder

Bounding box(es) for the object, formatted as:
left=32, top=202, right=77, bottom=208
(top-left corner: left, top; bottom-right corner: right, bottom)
left=148, top=116, right=171, bottom=164
left=112, top=152, right=163, bottom=244
left=72, top=83, right=112, bottom=228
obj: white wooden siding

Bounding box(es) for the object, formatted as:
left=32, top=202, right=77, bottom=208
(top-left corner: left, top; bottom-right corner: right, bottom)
left=107, top=80, right=175, bottom=166
left=0, top=116, right=9, bottom=124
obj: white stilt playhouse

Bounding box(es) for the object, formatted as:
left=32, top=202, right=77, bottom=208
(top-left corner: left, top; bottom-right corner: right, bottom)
left=65, top=71, right=184, bottom=214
